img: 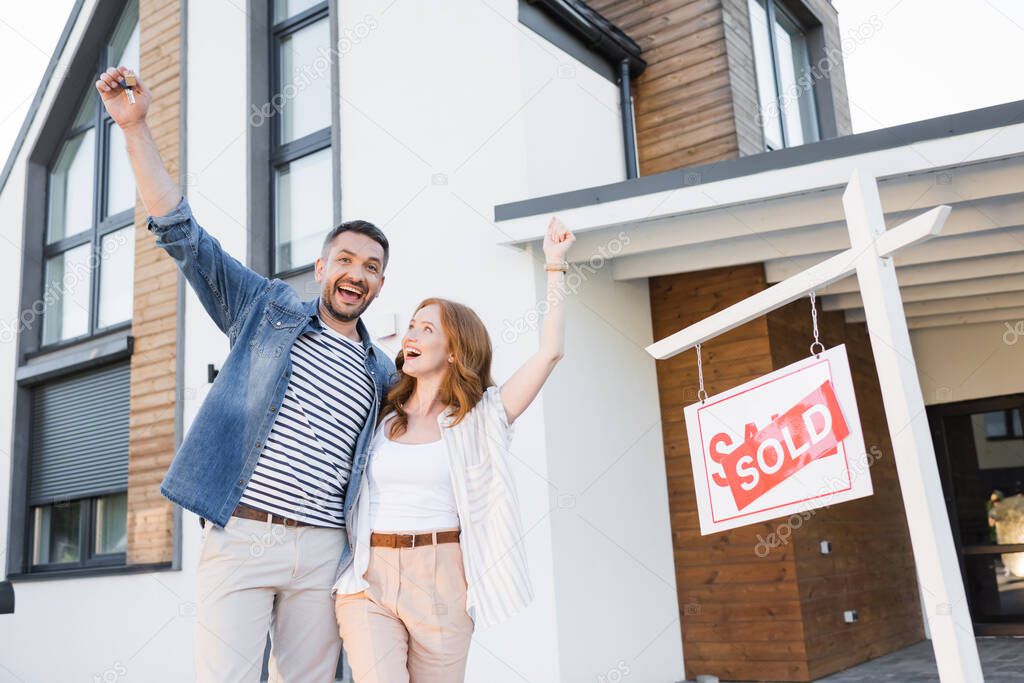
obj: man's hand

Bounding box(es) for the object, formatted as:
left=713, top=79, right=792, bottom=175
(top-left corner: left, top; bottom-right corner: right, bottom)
left=95, top=66, right=151, bottom=129
left=94, top=65, right=179, bottom=216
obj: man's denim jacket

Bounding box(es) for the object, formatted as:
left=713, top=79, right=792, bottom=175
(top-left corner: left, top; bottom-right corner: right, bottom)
left=147, top=197, right=396, bottom=570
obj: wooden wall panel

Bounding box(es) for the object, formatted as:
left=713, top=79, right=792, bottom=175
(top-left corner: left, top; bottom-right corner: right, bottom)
left=720, top=0, right=764, bottom=155
left=590, top=0, right=741, bottom=174
left=127, top=0, right=182, bottom=565
left=650, top=264, right=812, bottom=681
left=591, top=0, right=853, bottom=171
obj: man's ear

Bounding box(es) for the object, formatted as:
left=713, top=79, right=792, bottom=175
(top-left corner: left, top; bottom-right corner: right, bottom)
left=314, top=257, right=323, bottom=281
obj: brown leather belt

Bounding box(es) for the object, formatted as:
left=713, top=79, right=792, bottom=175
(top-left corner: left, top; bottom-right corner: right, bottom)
left=232, top=502, right=317, bottom=528
left=370, top=530, right=461, bottom=548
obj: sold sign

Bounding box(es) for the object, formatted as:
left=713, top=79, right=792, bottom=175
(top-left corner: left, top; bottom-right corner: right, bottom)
left=708, top=380, right=849, bottom=510
left=684, top=345, right=872, bottom=535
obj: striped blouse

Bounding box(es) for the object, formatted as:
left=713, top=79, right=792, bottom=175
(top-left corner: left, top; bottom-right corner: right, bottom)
left=333, top=385, right=534, bottom=628
left=238, top=322, right=374, bottom=527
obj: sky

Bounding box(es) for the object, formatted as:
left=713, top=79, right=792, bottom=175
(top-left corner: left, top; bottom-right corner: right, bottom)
left=831, top=0, right=1024, bottom=131
left=1, top=0, right=1023, bottom=171
left=0, top=0, right=77, bottom=171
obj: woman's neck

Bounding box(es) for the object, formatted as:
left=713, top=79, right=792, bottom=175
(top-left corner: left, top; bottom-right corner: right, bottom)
left=405, top=374, right=446, bottom=417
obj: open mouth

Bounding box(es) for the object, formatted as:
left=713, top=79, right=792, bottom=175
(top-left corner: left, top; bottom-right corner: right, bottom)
left=335, top=282, right=365, bottom=305
left=404, top=346, right=422, bottom=360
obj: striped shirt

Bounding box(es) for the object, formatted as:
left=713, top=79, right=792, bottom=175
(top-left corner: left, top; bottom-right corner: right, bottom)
left=238, top=320, right=374, bottom=528
left=333, top=385, right=534, bottom=628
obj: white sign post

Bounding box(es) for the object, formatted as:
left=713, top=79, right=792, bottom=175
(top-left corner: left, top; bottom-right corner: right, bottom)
left=646, top=169, right=983, bottom=682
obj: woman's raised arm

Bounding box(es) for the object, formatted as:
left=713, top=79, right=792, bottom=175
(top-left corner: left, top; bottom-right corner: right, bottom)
left=498, top=217, right=576, bottom=425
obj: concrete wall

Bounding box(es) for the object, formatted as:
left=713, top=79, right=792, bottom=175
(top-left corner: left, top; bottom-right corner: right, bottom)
left=542, top=259, right=684, bottom=682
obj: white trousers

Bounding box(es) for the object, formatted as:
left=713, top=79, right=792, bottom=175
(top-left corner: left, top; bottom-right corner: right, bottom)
left=194, top=515, right=347, bottom=682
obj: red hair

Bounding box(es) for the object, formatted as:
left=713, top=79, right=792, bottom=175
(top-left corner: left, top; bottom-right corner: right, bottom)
left=383, top=298, right=494, bottom=439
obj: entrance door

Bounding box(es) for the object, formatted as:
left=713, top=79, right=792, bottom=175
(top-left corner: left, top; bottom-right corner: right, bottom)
left=929, top=394, right=1024, bottom=635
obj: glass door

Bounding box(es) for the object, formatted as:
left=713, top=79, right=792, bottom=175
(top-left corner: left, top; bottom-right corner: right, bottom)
left=929, top=394, right=1024, bottom=635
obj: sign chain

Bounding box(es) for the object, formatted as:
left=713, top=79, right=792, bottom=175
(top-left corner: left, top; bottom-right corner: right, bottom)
left=809, top=291, right=824, bottom=358
left=695, top=343, right=708, bottom=403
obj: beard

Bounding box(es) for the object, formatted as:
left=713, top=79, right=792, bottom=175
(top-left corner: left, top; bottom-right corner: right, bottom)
left=321, top=279, right=372, bottom=323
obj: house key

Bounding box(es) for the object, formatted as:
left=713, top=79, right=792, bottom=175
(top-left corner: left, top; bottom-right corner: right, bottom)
left=119, top=74, right=137, bottom=105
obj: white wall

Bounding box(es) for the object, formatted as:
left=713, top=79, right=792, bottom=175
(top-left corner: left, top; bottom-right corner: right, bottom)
left=911, top=320, right=1024, bottom=405
left=0, top=144, right=27, bottom=665
left=0, top=0, right=648, bottom=679
left=336, top=1, right=631, bottom=679
left=540, top=257, right=685, bottom=682
left=515, top=19, right=626, bottom=200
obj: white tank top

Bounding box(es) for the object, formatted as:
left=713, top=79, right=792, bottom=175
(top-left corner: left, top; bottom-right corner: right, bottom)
left=367, top=434, right=460, bottom=533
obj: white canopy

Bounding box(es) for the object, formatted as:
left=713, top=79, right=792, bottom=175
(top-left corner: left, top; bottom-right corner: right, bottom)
left=495, top=100, right=1024, bottom=331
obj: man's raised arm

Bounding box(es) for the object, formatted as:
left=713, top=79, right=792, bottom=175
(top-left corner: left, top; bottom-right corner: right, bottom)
left=96, top=66, right=180, bottom=216
left=96, top=66, right=270, bottom=340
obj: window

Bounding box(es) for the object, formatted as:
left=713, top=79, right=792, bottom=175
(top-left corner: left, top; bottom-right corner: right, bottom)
left=983, top=409, right=1024, bottom=441
left=748, top=0, right=820, bottom=150
left=28, top=362, right=130, bottom=570
left=270, top=0, right=334, bottom=276
left=42, top=1, right=139, bottom=348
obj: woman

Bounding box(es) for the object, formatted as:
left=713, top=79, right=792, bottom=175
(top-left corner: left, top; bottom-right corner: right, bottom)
left=332, top=217, right=575, bottom=682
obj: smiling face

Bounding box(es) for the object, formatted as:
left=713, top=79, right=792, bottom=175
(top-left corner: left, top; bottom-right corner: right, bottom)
left=401, top=304, right=451, bottom=378
left=315, top=231, right=386, bottom=323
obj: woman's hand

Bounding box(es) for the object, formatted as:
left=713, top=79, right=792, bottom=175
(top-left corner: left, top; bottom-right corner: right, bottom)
left=543, top=216, right=575, bottom=263
left=95, top=66, right=151, bottom=129
left=498, top=217, right=573, bottom=425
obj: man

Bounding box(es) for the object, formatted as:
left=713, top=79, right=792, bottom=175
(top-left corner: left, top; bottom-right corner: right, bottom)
left=96, top=66, right=395, bottom=681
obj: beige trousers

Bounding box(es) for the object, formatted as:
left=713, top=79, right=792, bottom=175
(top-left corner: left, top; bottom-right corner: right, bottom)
left=334, top=531, right=474, bottom=683
left=195, top=515, right=347, bottom=682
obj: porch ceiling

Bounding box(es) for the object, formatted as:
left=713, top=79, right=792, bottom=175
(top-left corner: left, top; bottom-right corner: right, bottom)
left=494, top=100, right=1024, bottom=330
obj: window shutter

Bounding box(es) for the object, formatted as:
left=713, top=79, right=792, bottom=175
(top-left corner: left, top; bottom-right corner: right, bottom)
left=29, top=361, right=130, bottom=505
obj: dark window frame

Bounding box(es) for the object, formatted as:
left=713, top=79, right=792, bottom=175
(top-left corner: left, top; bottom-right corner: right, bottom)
left=9, top=347, right=139, bottom=580
left=928, top=393, right=1024, bottom=635
left=248, top=0, right=341, bottom=282
left=984, top=408, right=1024, bottom=441
left=38, top=7, right=139, bottom=353
left=749, top=0, right=827, bottom=151
left=27, top=494, right=128, bottom=573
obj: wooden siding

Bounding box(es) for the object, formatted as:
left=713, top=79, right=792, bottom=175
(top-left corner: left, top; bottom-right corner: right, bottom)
left=590, top=0, right=852, bottom=168
left=650, top=264, right=811, bottom=681
left=721, top=0, right=764, bottom=155
left=126, top=0, right=182, bottom=565
left=590, top=0, right=742, bottom=174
